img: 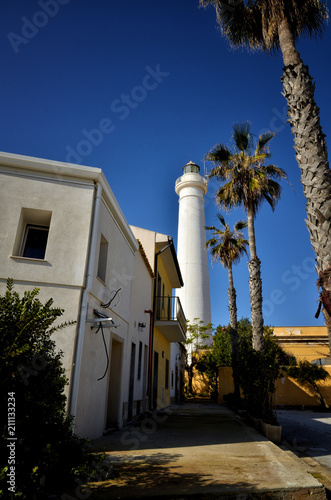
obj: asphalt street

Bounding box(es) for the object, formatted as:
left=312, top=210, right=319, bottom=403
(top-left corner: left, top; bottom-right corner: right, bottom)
left=277, top=409, right=331, bottom=470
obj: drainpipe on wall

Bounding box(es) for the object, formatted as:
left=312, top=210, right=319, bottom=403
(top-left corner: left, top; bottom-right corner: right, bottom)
left=144, top=309, right=153, bottom=410
left=68, top=181, right=102, bottom=424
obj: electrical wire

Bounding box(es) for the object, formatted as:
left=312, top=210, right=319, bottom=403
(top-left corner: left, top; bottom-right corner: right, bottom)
left=95, top=322, right=110, bottom=381
left=101, top=288, right=121, bottom=308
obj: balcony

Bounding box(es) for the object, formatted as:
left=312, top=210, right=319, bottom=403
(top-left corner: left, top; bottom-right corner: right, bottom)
left=154, top=296, right=187, bottom=343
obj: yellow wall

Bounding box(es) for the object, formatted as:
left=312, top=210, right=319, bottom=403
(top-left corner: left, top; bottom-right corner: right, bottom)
left=275, top=369, right=331, bottom=407
left=153, top=328, right=171, bottom=408
left=185, top=350, right=211, bottom=395
left=153, top=254, right=172, bottom=409
left=218, top=367, right=235, bottom=402
left=218, top=367, right=331, bottom=407
left=272, top=326, right=330, bottom=361
left=218, top=324, right=331, bottom=407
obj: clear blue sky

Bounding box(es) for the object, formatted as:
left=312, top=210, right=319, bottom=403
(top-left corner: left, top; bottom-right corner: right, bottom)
left=1, top=0, right=330, bottom=329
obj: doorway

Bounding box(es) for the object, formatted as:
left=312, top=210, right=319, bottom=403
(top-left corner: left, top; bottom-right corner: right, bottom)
left=128, top=342, right=136, bottom=422
left=106, top=338, right=123, bottom=428
left=153, top=351, right=159, bottom=409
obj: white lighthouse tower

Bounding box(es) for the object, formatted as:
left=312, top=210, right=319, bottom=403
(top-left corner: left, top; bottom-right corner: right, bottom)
left=175, top=161, right=212, bottom=352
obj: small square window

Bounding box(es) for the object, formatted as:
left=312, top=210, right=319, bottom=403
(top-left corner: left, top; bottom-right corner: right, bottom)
left=97, top=234, right=108, bottom=283
left=21, top=224, right=49, bottom=259
left=12, top=208, right=52, bottom=260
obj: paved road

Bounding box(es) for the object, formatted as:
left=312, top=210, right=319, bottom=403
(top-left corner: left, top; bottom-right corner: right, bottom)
left=88, top=402, right=324, bottom=499
left=277, top=409, right=331, bottom=470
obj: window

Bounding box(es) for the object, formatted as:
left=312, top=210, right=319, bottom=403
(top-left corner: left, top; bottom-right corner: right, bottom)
left=165, top=359, right=169, bottom=389
left=12, top=208, right=52, bottom=260
left=22, top=224, right=49, bottom=259
left=137, top=341, right=143, bottom=380
left=97, top=234, right=108, bottom=283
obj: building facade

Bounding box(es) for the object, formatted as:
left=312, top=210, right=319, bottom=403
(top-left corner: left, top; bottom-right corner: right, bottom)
left=0, top=152, right=153, bottom=439
left=0, top=152, right=187, bottom=438
left=218, top=326, right=331, bottom=407
left=130, top=227, right=187, bottom=408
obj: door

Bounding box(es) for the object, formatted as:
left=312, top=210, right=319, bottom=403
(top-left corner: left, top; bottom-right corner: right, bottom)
left=128, top=342, right=136, bottom=422
left=106, top=339, right=123, bottom=428
left=153, top=351, right=159, bottom=410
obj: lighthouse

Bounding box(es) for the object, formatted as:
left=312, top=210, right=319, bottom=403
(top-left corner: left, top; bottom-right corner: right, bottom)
left=175, top=161, right=212, bottom=349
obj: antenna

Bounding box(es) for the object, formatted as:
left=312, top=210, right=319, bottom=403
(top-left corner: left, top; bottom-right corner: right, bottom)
left=203, top=160, right=207, bottom=178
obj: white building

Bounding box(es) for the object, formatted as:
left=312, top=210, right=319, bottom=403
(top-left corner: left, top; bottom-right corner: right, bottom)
left=0, top=152, right=153, bottom=439
left=175, top=161, right=212, bottom=359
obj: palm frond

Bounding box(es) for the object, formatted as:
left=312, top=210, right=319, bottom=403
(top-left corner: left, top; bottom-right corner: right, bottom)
left=205, top=213, right=249, bottom=268
left=205, top=143, right=232, bottom=164
left=232, top=121, right=253, bottom=152
left=234, top=220, right=248, bottom=232
left=200, top=0, right=328, bottom=52
left=216, top=213, right=226, bottom=227
left=255, top=131, right=275, bottom=154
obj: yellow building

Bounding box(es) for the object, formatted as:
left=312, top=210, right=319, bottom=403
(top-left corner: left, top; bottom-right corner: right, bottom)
left=130, top=227, right=187, bottom=410
left=273, top=326, right=331, bottom=407
left=219, top=326, right=331, bottom=408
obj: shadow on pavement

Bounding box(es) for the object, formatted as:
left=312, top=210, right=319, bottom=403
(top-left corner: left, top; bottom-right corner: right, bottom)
left=85, top=451, right=258, bottom=500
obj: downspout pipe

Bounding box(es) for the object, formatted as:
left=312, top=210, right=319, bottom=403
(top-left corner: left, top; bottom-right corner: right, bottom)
left=144, top=309, right=153, bottom=408
left=68, top=182, right=102, bottom=423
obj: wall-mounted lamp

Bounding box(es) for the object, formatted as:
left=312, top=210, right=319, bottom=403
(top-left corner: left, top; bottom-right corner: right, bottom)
left=138, top=322, right=146, bottom=332
left=176, top=353, right=181, bottom=361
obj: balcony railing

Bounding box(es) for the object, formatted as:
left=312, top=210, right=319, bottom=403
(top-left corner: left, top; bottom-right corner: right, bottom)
left=154, top=296, right=187, bottom=342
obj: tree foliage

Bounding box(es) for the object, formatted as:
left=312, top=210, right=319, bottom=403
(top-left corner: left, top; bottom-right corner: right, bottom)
left=0, top=279, right=104, bottom=499
left=204, top=319, right=294, bottom=423
left=185, top=319, right=213, bottom=395
left=205, top=122, right=288, bottom=353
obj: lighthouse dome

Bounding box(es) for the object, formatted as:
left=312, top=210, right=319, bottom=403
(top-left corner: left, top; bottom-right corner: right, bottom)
left=182, top=161, right=200, bottom=174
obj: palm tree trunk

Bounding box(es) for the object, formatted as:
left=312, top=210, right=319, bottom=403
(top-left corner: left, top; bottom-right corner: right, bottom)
left=247, top=207, right=265, bottom=352
left=228, top=265, right=240, bottom=401
left=278, top=18, right=331, bottom=353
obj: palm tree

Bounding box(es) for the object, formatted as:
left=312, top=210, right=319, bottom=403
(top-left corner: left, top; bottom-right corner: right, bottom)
left=206, top=214, right=248, bottom=400
left=199, top=0, right=331, bottom=351
left=205, top=122, right=288, bottom=352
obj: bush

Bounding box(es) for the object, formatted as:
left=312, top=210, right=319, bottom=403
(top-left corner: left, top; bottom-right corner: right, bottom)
left=0, top=279, right=104, bottom=499
left=238, top=321, right=294, bottom=423
left=214, top=319, right=294, bottom=423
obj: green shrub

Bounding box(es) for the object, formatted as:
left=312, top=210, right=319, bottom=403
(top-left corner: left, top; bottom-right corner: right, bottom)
left=238, top=321, right=294, bottom=423
left=0, top=279, right=105, bottom=499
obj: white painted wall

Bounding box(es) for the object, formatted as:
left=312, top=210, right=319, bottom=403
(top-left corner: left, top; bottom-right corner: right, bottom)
left=0, top=153, right=140, bottom=439
left=0, top=167, right=95, bottom=385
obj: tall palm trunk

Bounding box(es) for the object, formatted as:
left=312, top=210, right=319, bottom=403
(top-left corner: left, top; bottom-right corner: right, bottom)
left=247, top=206, right=265, bottom=352
left=279, top=17, right=331, bottom=351
left=228, top=264, right=240, bottom=400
